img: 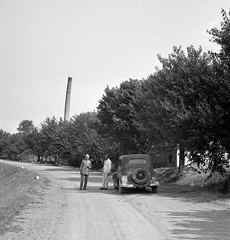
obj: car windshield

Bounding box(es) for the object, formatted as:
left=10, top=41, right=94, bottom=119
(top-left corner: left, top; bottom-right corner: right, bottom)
left=129, top=159, right=146, bottom=165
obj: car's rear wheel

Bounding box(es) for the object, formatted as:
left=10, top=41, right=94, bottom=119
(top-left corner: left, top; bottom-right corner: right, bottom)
left=132, top=168, right=149, bottom=184
left=151, top=186, right=157, bottom=193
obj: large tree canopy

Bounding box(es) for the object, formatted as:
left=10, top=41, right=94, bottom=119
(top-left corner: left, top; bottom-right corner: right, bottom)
left=97, top=79, right=148, bottom=154
left=140, top=46, right=215, bottom=174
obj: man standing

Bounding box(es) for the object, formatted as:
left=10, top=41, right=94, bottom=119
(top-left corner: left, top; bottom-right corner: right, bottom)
left=99, top=155, right=111, bottom=190
left=79, top=154, right=91, bottom=190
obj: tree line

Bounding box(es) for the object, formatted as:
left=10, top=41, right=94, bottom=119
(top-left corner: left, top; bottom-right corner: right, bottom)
left=0, top=9, right=229, bottom=176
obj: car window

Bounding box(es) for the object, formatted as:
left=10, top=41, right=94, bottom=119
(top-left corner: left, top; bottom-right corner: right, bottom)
left=129, top=159, right=146, bottom=165
left=118, top=158, right=122, bottom=166
left=114, top=158, right=122, bottom=169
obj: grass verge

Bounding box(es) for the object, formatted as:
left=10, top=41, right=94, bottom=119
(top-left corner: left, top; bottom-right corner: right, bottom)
left=0, top=162, right=49, bottom=235
left=156, top=167, right=230, bottom=206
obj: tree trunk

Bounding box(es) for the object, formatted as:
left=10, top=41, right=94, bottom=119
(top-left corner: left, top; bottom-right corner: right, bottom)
left=178, top=145, right=185, bottom=176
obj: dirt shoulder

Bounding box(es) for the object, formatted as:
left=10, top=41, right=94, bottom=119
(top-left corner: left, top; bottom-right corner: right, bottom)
left=156, top=167, right=230, bottom=208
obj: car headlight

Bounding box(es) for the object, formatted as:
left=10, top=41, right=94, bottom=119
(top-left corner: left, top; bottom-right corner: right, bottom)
left=121, top=175, right=128, bottom=184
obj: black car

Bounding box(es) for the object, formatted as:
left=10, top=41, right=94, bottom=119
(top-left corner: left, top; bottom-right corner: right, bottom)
left=112, top=154, right=159, bottom=194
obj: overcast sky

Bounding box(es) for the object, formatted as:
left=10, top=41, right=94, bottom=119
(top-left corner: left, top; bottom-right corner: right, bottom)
left=1, top=0, right=230, bottom=133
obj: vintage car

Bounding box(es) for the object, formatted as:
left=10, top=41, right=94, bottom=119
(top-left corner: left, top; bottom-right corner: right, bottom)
left=112, top=154, right=159, bottom=194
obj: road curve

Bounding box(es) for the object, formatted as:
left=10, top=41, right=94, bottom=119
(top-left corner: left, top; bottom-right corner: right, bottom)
left=1, top=160, right=230, bottom=240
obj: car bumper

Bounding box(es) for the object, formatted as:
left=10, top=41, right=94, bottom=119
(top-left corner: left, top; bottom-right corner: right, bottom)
left=120, top=181, right=159, bottom=188
left=150, top=182, right=159, bottom=187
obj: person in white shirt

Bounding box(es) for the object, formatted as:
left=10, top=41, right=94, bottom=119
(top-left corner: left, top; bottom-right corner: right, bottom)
left=99, top=155, right=111, bottom=190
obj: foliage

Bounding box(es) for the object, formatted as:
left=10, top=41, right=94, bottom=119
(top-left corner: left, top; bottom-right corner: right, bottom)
left=38, top=117, right=71, bottom=163
left=5, top=134, right=26, bottom=160
left=17, top=120, right=34, bottom=133
left=67, top=112, right=100, bottom=166
left=139, top=46, right=214, bottom=174
left=207, top=9, right=230, bottom=70
left=0, top=126, right=35, bottom=161
left=0, top=130, right=10, bottom=158
left=97, top=79, right=148, bottom=154
left=201, top=8, right=230, bottom=176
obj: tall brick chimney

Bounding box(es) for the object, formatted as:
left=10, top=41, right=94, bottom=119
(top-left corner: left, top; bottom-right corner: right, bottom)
left=64, top=77, right=72, bottom=121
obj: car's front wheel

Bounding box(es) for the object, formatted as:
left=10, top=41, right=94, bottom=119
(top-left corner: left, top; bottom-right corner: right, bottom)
left=151, top=186, right=157, bottom=193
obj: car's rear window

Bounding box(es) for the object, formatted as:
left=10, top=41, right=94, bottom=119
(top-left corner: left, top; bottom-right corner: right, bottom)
left=129, top=159, right=146, bottom=165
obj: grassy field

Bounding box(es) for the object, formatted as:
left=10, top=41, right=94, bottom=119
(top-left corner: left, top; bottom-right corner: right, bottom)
left=0, top=162, right=49, bottom=234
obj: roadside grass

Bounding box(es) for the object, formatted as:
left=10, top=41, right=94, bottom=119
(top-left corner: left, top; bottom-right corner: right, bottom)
left=156, top=167, right=230, bottom=206
left=0, top=162, right=49, bottom=235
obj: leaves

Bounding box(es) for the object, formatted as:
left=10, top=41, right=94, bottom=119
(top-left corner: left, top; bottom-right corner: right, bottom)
left=97, top=79, right=148, bottom=154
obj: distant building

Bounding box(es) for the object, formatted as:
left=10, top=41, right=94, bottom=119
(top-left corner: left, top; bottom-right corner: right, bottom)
left=150, top=148, right=179, bottom=168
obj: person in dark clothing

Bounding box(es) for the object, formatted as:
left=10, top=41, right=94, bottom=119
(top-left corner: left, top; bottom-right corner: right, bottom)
left=79, top=154, right=91, bottom=190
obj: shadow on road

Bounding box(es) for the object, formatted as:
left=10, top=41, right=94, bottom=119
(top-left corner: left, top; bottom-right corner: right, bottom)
left=168, top=209, right=230, bottom=240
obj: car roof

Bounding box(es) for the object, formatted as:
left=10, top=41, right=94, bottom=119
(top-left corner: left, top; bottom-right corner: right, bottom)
left=119, top=154, right=151, bottom=162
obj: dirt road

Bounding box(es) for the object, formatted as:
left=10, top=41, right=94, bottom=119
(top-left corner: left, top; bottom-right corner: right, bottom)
left=1, top=160, right=230, bottom=240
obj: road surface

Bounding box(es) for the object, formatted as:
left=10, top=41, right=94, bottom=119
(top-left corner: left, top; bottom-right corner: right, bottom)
left=1, top=160, right=230, bottom=240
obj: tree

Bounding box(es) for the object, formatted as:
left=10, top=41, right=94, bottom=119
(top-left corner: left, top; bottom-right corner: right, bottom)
left=38, top=117, right=65, bottom=161
left=202, top=8, right=230, bottom=175
left=5, top=133, right=26, bottom=160
left=207, top=9, right=230, bottom=71
left=23, top=127, right=43, bottom=161
left=15, top=120, right=38, bottom=161
left=0, top=129, right=10, bottom=158
left=97, top=79, right=148, bottom=154
left=17, top=120, right=34, bottom=133
left=0, top=129, right=29, bottom=161
left=67, top=112, right=109, bottom=166
left=207, top=9, right=230, bottom=153
left=141, top=46, right=215, bottom=175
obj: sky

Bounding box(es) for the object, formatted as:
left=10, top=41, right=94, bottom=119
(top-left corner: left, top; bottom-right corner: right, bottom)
left=1, top=0, right=230, bottom=134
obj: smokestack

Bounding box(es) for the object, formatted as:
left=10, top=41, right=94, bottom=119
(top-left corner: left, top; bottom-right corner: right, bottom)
left=64, top=77, right=72, bottom=121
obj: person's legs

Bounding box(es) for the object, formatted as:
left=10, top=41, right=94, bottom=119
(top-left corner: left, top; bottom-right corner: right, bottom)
left=102, top=173, right=106, bottom=188
left=105, top=174, right=109, bottom=189
left=80, top=174, right=84, bottom=189
left=83, top=175, right=88, bottom=189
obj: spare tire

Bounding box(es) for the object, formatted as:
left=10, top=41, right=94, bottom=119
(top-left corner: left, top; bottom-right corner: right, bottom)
left=132, top=168, right=149, bottom=184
